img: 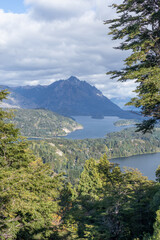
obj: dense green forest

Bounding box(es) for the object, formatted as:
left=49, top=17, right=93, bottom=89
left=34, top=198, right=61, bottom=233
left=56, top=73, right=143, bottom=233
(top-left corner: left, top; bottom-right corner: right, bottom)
left=29, top=127, right=160, bottom=183
left=1, top=89, right=160, bottom=239
left=114, top=119, right=160, bottom=128
left=113, top=119, right=140, bottom=126
left=7, top=108, right=82, bottom=138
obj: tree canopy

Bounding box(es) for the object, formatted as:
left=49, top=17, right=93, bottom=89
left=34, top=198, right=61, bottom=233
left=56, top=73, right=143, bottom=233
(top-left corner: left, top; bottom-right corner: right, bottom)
left=66, top=155, right=158, bottom=239
left=105, top=0, right=160, bottom=133
left=1, top=89, right=160, bottom=239
left=0, top=90, right=72, bottom=239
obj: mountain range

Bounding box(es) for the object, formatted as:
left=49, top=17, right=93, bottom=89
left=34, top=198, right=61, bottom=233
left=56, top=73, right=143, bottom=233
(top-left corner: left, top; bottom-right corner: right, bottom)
left=0, top=76, right=140, bottom=119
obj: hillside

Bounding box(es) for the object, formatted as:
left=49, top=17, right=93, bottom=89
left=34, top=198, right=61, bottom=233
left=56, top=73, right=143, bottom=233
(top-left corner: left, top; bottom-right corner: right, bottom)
left=114, top=119, right=140, bottom=126
left=1, top=76, right=140, bottom=119
left=29, top=127, right=160, bottom=183
left=1, top=88, right=159, bottom=240
left=8, top=108, right=83, bottom=138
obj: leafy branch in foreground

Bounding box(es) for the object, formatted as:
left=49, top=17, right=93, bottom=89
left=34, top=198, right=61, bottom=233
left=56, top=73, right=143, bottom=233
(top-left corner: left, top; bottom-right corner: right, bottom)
left=105, top=0, right=160, bottom=133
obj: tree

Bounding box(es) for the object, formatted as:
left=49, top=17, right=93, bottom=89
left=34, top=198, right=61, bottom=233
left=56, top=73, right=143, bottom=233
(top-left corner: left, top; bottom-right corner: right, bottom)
left=0, top=90, right=72, bottom=239
left=66, top=155, right=157, bottom=239
left=105, top=0, right=160, bottom=133
left=148, top=167, right=160, bottom=240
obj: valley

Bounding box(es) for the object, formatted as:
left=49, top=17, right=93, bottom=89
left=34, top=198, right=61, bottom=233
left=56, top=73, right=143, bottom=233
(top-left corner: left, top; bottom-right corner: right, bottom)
left=1, top=81, right=159, bottom=184
left=29, top=127, right=160, bottom=183
left=1, top=0, right=160, bottom=237
left=0, top=76, right=160, bottom=239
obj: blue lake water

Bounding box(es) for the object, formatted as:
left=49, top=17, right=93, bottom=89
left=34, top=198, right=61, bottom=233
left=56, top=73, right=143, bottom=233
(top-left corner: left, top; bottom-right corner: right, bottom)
left=65, top=116, right=133, bottom=139
left=111, top=153, right=160, bottom=181
left=65, top=116, right=160, bottom=181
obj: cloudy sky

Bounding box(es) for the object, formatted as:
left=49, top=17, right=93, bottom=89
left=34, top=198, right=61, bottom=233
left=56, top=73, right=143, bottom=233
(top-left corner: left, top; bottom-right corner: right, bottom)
left=0, top=0, right=137, bottom=99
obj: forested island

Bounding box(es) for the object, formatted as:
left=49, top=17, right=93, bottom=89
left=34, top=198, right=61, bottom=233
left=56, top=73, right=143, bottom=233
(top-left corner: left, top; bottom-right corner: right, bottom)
left=114, top=119, right=140, bottom=126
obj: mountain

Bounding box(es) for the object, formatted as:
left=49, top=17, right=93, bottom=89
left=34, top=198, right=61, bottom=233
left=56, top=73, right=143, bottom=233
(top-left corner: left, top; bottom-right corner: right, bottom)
left=1, top=76, right=140, bottom=118
left=0, top=85, right=38, bottom=109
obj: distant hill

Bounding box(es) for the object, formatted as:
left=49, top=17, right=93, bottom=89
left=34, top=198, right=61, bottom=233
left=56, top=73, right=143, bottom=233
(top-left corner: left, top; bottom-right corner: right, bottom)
left=8, top=108, right=83, bottom=138
left=111, top=97, right=141, bottom=112
left=1, top=76, right=140, bottom=119
left=29, top=127, right=160, bottom=182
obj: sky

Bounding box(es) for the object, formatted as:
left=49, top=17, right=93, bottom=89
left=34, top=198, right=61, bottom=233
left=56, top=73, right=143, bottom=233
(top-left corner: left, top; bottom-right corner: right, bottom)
left=0, top=0, right=137, bottom=99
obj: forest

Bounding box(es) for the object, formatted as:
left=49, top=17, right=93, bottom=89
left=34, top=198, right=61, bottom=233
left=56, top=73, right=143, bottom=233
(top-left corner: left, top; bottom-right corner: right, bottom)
left=7, top=108, right=82, bottom=138
left=29, top=127, right=160, bottom=183
left=1, top=0, right=160, bottom=238
left=1, top=91, right=160, bottom=239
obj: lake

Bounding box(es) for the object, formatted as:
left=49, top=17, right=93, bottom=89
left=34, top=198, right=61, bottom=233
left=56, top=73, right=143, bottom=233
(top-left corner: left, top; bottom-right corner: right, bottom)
left=65, top=116, right=160, bottom=181
left=66, top=116, right=133, bottom=139
left=111, top=153, right=160, bottom=181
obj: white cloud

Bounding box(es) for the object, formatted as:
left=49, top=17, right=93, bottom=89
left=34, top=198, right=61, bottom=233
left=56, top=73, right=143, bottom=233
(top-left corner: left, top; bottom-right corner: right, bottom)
left=0, top=0, right=134, bottom=99
left=84, top=74, right=137, bottom=99
left=25, top=0, right=92, bottom=20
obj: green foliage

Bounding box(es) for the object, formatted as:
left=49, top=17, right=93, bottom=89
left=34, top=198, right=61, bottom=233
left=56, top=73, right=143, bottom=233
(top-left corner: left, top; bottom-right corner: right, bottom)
left=0, top=161, right=64, bottom=239
left=64, top=155, right=158, bottom=239
left=1, top=90, right=160, bottom=239
left=0, top=90, right=72, bottom=239
left=144, top=169, right=160, bottom=240
left=0, top=96, right=32, bottom=169
left=105, top=0, right=160, bottom=132
left=114, top=119, right=140, bottom=126
left=7, top=108, right=82, bottom=138
left=29, top=127, right=160, bottom=183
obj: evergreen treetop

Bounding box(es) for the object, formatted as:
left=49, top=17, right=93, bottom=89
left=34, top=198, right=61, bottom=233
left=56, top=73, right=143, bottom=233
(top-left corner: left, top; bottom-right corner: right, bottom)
left=0, top=90, right=72, bottom=239
left=105, top=0, right=160, bottom=133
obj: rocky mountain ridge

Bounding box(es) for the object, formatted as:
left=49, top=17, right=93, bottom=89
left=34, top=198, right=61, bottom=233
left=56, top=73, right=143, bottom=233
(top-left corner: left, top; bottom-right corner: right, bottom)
left=1, top=76, right=139, bottom=119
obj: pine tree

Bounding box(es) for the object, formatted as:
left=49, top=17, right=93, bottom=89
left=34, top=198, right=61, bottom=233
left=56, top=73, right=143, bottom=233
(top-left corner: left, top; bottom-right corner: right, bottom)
left=0, top=90, right=72, bottom=239
left=69, top=155, right=157, bottom=239
left=105, top=0, right=160, bottom=133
